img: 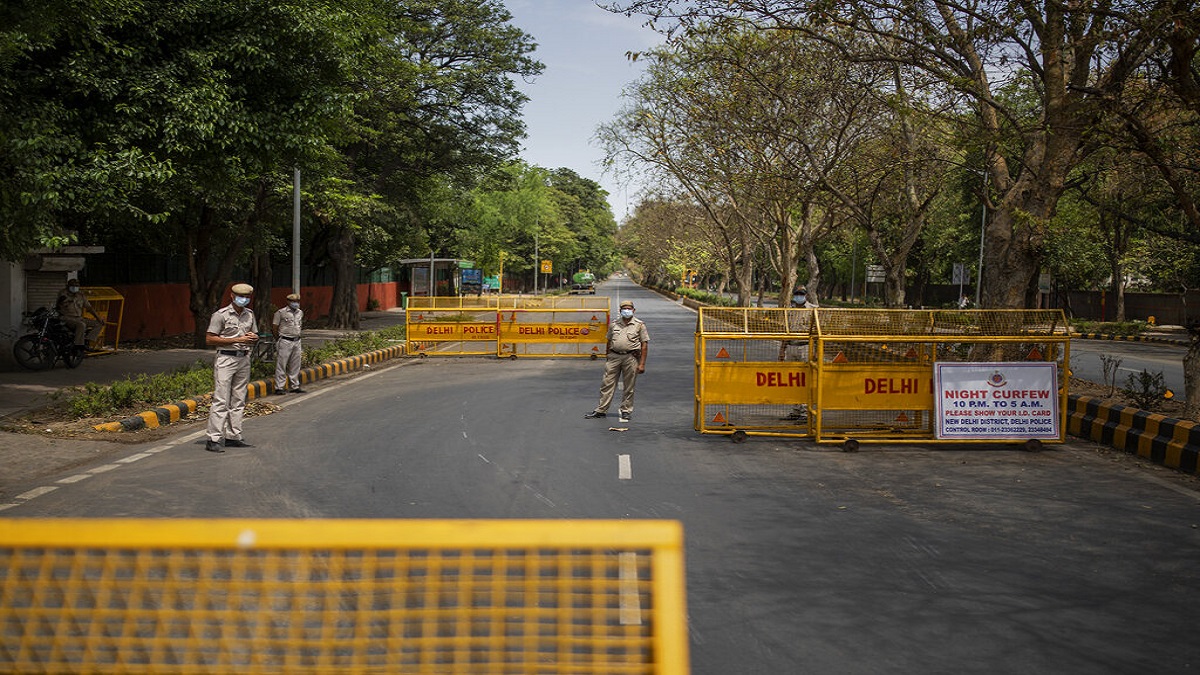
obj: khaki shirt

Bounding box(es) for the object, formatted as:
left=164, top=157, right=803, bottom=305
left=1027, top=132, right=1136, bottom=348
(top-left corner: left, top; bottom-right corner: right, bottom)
left=272, top=306, right=303, bottom=338
left=207, top=305, right=258, bottom=352
left=608, top=316, right=649, bottom=353
left=56, top=288, right=91, bottom=318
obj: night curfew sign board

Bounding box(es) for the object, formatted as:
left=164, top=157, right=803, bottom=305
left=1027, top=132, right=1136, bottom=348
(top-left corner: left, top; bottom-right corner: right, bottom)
left=934, top=362, right=1060, bottom=439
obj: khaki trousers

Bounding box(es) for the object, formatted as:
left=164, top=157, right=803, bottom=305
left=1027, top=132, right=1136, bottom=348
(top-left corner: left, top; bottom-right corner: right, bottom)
left=274, top=337, right=302, bottom=390
left=62, top=316, right=99, bottom=346
left=207, top=353, right=250, bottom=442
left=596, top=352, right=639, bottom=415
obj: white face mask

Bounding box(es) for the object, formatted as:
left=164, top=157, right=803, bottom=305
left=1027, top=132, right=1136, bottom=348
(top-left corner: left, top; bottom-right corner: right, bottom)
left=233, top=295, right=251, bottom=308
left=68, top=285, right=79, bottom=293
left=288, top=302, right=300, bottom=310
left=793, top=295, right=806, bottom=305
left=620, top=309, right=634, bottom=319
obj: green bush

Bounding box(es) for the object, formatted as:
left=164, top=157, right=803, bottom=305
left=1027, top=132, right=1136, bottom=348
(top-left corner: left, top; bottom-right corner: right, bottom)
left=62, top=325, right=407, bottom=419
left=1071, top=319, right=1148, bottom=336
left=66, top=361, right=214, bottom=418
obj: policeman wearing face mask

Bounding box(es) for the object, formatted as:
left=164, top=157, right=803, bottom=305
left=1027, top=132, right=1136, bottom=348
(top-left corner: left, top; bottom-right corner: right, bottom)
left=584, top=299, right=649, bottom=424
left=791, top=286, right=817, bottom=308
left=272, top=293, right=305, bottom=395
left=204, top=283, right=259, bottom=453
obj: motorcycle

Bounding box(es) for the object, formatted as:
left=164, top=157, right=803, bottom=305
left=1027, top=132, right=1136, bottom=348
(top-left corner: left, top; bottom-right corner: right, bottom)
left=12, top=307, right=87, bottom=370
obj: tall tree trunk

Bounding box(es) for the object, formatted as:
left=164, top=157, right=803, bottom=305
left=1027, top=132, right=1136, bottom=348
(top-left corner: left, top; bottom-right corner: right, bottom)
left=252, top=245, right=273, bottom=329
left=1185, top=327, right=1200, bottom=422
left=327, top=224, right=359, bottom=329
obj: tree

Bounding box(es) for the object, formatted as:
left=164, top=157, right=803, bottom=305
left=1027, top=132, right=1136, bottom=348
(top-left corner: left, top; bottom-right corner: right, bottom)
left=329, top=0, right=541, bottom=324
left=604, top=0, right=1175, bottom=309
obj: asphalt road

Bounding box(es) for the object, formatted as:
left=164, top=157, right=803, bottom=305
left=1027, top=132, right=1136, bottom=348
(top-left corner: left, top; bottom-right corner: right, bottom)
left=7, top=277, right=1200, bottom=673
left=1069, top=338, right=1187, bottom=398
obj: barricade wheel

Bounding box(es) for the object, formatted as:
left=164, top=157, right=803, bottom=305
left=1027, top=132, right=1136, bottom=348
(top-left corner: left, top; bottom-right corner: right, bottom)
left=419, top=353, right=427, bottom=358
left=509, top=354, right=518, bottom=360
left=730, top=430, right=747, bottom=444
left=590, top=354, right=598, bottom=360
left=1023, top=439, right=1043, bottom=452
left=842, top=439, right=860, bottom=453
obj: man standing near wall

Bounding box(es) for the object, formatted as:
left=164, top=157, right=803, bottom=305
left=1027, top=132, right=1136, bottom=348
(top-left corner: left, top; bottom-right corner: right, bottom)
left=272, top=292, right=305, bottom=395
left=204, top=283, right=258, bottom=453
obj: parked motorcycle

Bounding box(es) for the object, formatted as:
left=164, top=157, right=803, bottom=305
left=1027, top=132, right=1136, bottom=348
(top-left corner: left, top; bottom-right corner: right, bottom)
left=12, top=307, right=86, bottom=370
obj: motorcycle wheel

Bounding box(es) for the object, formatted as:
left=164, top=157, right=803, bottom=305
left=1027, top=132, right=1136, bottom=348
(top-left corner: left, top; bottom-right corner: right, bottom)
left=13, top=336, right=57, bottom=371
left=62, top=343, right=85, bottom=369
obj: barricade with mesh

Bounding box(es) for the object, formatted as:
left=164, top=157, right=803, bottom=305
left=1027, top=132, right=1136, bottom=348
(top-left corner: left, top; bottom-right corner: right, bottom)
left=407, top=297, right=610, bottom=358
left=694, top=308, right=816, bottom=437
left=0, top=519, right=689, bottom=674
left=695, top=308, right=1070, bottom=446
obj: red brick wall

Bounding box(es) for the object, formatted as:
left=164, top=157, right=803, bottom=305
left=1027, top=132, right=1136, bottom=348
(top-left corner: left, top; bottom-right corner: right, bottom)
left=107, top=282, right=403, bottom=339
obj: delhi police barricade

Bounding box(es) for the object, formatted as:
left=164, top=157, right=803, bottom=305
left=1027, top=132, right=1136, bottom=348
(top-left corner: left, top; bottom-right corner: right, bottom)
left=497, top=295, right=609, bottom=359
left=406, top=296, right=610, bottom=358
left=406, top=296, right=499, bottom=356
left=695, top=308, right=1071, bottom=450
left=0, top=518, right=690, bottom=674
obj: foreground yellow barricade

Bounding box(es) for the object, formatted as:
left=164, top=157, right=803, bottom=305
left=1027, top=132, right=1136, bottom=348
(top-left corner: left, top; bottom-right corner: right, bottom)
left=0, top=519, right=688, bottom=674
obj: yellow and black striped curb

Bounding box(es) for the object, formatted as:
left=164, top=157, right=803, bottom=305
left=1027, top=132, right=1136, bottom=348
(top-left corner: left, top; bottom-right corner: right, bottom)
left=93, top=345, right=406, bottom=432
left=1068, top=394, right=1199, bottom=474
left=1071, top=332, right=1189, bottom=346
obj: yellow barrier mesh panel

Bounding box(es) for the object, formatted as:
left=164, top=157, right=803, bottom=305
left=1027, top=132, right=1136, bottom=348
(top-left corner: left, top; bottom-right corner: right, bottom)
left=497, top=309, right=609, bottom=358
left=406, top=309, right=498, bottom=356
left=0, top=519, right=688, bottom=674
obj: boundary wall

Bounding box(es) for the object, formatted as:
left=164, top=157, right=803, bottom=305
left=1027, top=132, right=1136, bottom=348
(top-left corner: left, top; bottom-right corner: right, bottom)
left=0, top=518, right=689, bottom=674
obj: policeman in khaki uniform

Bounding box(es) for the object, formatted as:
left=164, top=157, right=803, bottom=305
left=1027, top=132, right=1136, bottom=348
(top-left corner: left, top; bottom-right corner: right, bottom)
left=56, top=279, right=102, bottom=351
left=272, top=292, right=305, bottom=395
left=584, top=299, right=649, bottom=424
left=204, top=283, right=259, bottom=453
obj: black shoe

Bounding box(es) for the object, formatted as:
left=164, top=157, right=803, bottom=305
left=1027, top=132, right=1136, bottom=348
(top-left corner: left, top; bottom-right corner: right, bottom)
left=290, top=388, right=306, bottom=394
left=205, top=440, right=225, bottom=453
left=584, top=410, right=607, bottom=419
left=273, top=390, right=287, bottom=396
left=224, top=439, right=251, bottom=448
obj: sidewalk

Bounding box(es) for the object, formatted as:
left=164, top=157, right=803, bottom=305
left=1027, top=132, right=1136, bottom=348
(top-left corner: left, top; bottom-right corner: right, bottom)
left=0, top=309, right=408, bottom=496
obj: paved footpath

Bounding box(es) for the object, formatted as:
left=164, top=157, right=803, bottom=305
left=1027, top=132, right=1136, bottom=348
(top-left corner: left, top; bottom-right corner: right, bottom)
left=0, top=309, right=407, bottom=495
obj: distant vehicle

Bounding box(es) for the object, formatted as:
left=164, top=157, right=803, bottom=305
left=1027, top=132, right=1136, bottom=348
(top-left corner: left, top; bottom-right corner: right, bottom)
left=570, top=271, right=596, bottom=295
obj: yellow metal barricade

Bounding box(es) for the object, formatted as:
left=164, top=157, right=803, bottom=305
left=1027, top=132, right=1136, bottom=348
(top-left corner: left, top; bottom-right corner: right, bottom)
left=694, top=307, right=815, bottom=438
left=407, top=297, right=611, bottom=358
left=81, top=286, right=124, bottom=353
left=498, top=307, right=610, bottom=358
left=695, top=308, right=1070, bottom=447
left=0, top=518, right=689, bottom=674
left=406, top=303, right=498, bottom=356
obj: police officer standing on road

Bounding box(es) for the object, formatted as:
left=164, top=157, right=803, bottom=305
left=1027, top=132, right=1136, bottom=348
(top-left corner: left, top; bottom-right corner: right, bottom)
left=56, top=279, right=102, bottom=353
left=272, top=293, right=305, bottom=395
left=584, top=299, right=649, bottom=424
left=205, top=283, right=258, bottom=453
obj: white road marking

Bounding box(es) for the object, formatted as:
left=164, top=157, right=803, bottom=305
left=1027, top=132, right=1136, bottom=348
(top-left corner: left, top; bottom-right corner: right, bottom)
left=619, top=454, right=632, bottom=480
left=618, top=552, right=643, bottom=625
left=116, top=453, right=152, bottom=463
left=15, top=486, right=58, bottom=500
left=56, top=474, right=91, bottom=484
left=0, top=503, right=20, bottom=512
left=88, top=464, right=120, bottom=474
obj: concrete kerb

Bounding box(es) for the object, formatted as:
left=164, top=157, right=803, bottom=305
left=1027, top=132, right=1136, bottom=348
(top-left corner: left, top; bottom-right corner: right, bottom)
left=92, top=344, right=406, bottom=432
left=1070, top=331, right=1190, bottom=347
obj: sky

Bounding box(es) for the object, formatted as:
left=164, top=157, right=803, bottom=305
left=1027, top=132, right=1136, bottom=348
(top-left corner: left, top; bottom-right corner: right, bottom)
left=503, top=1, right=664, bottom=222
